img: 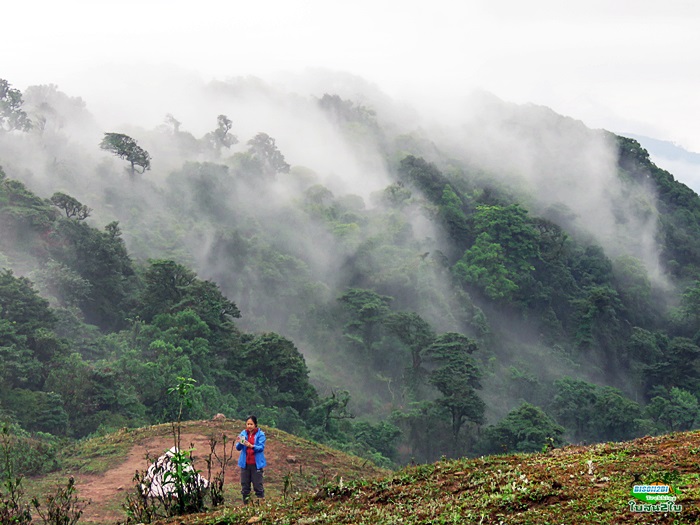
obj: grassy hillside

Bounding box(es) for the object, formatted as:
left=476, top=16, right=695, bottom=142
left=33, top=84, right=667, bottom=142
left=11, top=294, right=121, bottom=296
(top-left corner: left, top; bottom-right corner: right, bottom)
left=142, top=430, right=700, bottom=525
left=23, top=419, right=390, bottom=524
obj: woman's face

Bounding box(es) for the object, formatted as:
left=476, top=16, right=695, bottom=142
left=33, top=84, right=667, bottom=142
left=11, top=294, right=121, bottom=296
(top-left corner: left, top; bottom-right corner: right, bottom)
left=246, top=418, right=257, bottom=432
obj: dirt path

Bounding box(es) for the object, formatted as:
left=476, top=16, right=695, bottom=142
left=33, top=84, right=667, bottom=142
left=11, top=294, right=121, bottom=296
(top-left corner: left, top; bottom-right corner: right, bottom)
left=64, top=422, right=385, bottom=524
left=74, top=433, right=218, bottom=523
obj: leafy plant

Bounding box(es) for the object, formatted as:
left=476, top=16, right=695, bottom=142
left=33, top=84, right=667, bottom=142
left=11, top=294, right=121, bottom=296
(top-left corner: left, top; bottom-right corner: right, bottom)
left=122, top=377, right=230, bottom=522
left=167, top=376, right=197, bottom=450
left=1, top=425, right=84, bottom=525
left=31, top=477, right=88, bottom=525
left=0, top=425, right=32, bottom=525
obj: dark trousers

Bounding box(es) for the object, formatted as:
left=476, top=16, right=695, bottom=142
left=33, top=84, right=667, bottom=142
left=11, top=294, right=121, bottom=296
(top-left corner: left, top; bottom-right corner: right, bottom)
left=240, top=464, right=264, bottom=502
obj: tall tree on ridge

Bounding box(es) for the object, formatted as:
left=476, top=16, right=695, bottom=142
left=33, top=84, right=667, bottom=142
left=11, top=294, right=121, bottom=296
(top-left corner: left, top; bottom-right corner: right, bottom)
left=99, top=132, right=152, bottom=176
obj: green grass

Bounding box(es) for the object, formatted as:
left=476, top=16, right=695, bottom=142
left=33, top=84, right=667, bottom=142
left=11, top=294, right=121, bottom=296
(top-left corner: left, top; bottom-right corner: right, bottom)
left=19, top=423, right=700, bottom=524
left=181, top=430, right=700, bottom=525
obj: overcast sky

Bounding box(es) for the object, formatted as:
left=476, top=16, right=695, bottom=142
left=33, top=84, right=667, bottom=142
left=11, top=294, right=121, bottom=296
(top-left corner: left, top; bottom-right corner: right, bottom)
left=3, top=0, right=700, bottom=154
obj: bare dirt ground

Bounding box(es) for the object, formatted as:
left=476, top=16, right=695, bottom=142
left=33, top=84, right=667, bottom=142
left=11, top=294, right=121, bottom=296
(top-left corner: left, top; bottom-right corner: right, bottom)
left=59, top=420, right=385, bottom=524
left=74, top=431, right=220, bottom=524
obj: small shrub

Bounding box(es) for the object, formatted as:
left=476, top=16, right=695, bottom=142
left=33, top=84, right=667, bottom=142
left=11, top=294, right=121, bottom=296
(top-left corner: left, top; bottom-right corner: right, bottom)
left=122, top=377, right=231, bottom=523
left=0, top=424, right=33, bottom=525
left=31, top=476, right=88, bottom=525
left=0, top=423, right=62, bottom=476
left=204, top=434, right=233, bottom=507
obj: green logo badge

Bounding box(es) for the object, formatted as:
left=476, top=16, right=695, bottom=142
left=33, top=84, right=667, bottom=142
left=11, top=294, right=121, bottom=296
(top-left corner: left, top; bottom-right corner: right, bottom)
left=629, top=482, right=682, bottom=513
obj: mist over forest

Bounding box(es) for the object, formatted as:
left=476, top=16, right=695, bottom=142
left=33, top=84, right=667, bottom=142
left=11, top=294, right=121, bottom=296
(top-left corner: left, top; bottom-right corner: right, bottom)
left=2, top=68, right=700, bottom=466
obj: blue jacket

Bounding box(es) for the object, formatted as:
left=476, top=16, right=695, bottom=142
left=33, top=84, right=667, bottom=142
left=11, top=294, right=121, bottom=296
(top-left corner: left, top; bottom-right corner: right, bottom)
left=236, top=428, right=267, bottom=469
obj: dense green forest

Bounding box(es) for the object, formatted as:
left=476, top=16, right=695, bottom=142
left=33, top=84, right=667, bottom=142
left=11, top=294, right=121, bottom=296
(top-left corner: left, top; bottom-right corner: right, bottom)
left=2, top=74, right=700, bottom=470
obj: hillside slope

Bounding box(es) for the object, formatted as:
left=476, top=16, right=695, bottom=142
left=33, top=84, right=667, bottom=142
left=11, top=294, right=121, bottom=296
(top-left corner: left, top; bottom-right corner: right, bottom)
left=5, top=77, right=700, bottom=474
left=25, top=419, right=390, bottom=524
left=173, top=430, right=700, bottom=525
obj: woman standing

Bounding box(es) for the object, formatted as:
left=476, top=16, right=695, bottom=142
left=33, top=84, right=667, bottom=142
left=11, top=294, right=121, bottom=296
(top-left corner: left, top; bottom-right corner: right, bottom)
left=236, top=415, right=267, bottom=504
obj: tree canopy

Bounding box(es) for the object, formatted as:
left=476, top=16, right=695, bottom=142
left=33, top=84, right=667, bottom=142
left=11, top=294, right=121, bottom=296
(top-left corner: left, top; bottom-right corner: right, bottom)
left=99, top=132, right=152, bottom=175
left=0, top=78, right=32, bottom=132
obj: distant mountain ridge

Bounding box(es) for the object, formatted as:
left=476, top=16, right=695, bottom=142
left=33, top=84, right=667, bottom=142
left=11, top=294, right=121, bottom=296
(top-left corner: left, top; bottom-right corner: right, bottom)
left=620, top=132, right=700, bottom=195
left=621, top=132, right=700, bottom=164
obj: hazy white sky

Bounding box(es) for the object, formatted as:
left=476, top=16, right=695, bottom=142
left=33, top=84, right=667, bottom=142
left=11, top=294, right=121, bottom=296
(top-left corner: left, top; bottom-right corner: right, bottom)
left=3, top=0, right=700, bottom=150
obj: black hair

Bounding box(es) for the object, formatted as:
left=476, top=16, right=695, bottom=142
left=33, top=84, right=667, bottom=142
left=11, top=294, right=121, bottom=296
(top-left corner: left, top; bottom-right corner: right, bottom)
left=246, top=415, right=258, bottom=427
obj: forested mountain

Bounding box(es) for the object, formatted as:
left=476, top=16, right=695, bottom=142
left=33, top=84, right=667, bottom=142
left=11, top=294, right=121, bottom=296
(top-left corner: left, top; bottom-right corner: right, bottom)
left=2, top=73, right=700, bottom=467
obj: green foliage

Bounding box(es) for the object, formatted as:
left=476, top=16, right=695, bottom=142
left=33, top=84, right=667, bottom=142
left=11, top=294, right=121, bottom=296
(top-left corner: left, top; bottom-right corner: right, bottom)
left=139, top=259, right=197, bottom=321
left=383, top=311, right=435, bottom=393
left=49, top=220, right=134, bottom=330
left=0, top=269, right=55, bottom=335
left=1, top=390, right=68, bottom=435
left=454, top=233, right=518, bottom=300
left=645, top=387, right=699, bottom=431
left=454, top=204, right=539, bottom=301
left=572, top=285, right=625, bottom=366
left=49, top=192, right=92, bottom=221
left=139, top=260, right=240, bottom=329
left=0, top=79, right=32, bottom=132
left=389, top=401, right=444, bottom=463
left=612, top=255, right=653, bottom=324
left=165, top=162, right=235, bottom=222
left=438, top=185, right=471, bottom=248
left=240, top=132, right=290, bottom=177
left=318, top=93, right=383, bottom=154
left=588, top=386, right=642, bottom=442
left=202, top=114, right=237, bottom=156
left=241, top=333, right=317, bottom=414
left=0, top=270, right=60, bottom=393
left=338, top=288, right=393, bottom=355
left=422, top=333, right=484, bottom=439
left=1, top=424, right=75, bottom=524
left=31, top=476, right=87, bottom=525
left=0, top=425, right=32, bottom=525
left=0, top=424, right=61, bottom=476
left=0, top=331, right=41, bottom=390
left=168, top=377, right=198, bottom=421
left=398, top=155, right=452, bottom=204
left=352, top=420, right=401, bottom=462
left=120, top=341, right=197, bottom=424
left=379, top=182, right=412, bottom=208
left=471, top=204, right=539, bottom=271
left=617, top=135, right=700, bottom=278
left=318, top=94, right=377, bottom=128
left=643, top=337, right=700, bottom=396
left=99, top=132, right=152, bottom=175
left=29, top=260, right=92, bottom=308
left=549, top=378, right=645, bottom=443
left=676, top=280, right=700, bottom=333
left=165, top=377, right=208, bottom=516
left=308, top=391, right=354, bottom=437
left=479, top=402, right=565, bottom=454
left=44, top=352, right=145, bottom=437
left=0, top=177, right=58, bottom=238
left=549, top=377, right=598, bottom=442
